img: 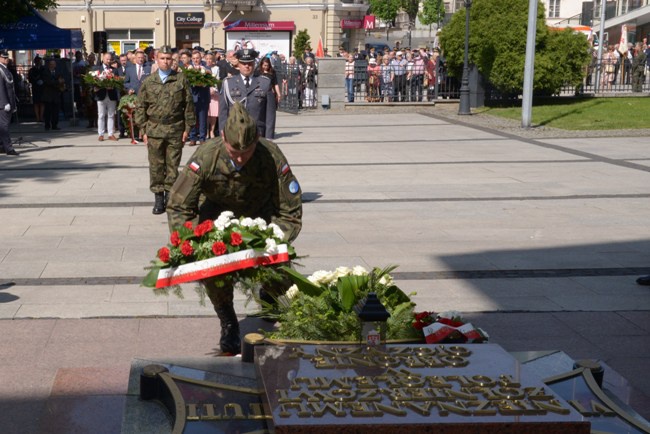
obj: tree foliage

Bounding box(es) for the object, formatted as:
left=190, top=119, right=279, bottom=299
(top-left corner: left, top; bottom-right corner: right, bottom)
left=293, top=29, right=311, bottom=59
left=368, top=0, right=401, bottom=22
left=419, top=0, right=445, bottom=27
left=440, top=0, right=590, bottom=95
left=0, top=0, right=58, bottom=24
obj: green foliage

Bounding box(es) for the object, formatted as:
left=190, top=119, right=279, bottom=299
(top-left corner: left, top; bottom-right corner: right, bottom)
left=0, top=0, right=58, bottom=24
left=401, top=0, right=420, bottom=26
left=293, top=29, right=311, bottom=58
left=419, top=0, right=445, bottom=27
left=368, top=0, right=401, bottom=22
left=481, top=97, right=650, bottom=130
left=440, top=0, right=590, bottom=95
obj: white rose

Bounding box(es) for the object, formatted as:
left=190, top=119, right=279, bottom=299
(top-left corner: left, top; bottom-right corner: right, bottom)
left=308, top=270, right=335, bottom=285
left=334, top=266, right=352, bottom=278
left=285, top=284, right=299, bottom=300
left=352, top=266, right=368, bottom=276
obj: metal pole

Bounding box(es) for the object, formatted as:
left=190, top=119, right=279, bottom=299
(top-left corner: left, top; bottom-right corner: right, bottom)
left=521, top=0, right=537, bottom=128
left=458, top=0, right=471, bottom=115
left=595, top=0, right=606, bottom=93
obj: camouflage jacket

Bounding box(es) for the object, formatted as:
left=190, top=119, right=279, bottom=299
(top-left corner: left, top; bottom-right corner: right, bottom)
left=135, top=70, right=196, bottom=138
left=167, top=137, right=302, bottom=243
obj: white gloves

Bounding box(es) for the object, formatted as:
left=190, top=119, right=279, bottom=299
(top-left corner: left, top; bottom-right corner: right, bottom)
left=4, top=104, right=10, bottom=112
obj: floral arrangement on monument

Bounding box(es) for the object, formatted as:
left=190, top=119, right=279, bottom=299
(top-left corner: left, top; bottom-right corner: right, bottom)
left=263, top=266, right=490, bottom=343
left=117, top=94, right=138, bottom=144
left=264, top=266, right=419, bottom=342
left=182, top=66, right=221, bottom=88
left=142, top=211, right=295, bottom=303
left=83, top=69, right=124, bottom=90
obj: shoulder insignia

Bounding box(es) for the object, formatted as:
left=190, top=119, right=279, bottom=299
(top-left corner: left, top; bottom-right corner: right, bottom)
left=189, top=161, right=201, bottom=173
left=289, top=180, right=300, bottom=194
left=280, top=163, right=290, bottom=175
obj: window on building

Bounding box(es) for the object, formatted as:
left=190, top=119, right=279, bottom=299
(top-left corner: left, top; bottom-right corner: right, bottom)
left=548, top=0, right=561, bottom=18
left=107, top=29, right=154, bottom=55
left=454, top=0, right=465, bottom=11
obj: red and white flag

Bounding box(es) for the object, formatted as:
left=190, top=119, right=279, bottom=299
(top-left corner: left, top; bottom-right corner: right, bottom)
left=315, top=35, right=324, bottom=58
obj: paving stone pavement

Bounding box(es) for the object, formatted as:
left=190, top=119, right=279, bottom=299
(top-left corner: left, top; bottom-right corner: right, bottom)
left=0, top=107, right=649, bottom=433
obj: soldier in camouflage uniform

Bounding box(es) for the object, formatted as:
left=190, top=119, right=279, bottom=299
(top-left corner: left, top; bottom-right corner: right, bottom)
left=167, top=102, right=302, bottom=354
left=135, top=45, right=196, bottom=215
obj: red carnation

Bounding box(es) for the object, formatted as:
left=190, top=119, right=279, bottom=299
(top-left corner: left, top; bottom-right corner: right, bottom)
left=170, top=231, right=181, bottom=247
left=194, top=220, right=214, bottom=237
left=230, top=232, right=243, bottom=246
left=183, top=221, right=194, bottom=229
left=180, top=240, right=194, bottom=256
left=158, top=247, right=171, bottom=263
left=212, top=241, right=227, bottom=256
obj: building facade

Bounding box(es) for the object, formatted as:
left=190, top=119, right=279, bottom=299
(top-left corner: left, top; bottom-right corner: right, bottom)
left=46, top=0, right=372, bottom=57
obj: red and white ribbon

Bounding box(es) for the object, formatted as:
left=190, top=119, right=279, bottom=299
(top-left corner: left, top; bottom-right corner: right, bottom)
left=156, top=244, right=289, bottom=288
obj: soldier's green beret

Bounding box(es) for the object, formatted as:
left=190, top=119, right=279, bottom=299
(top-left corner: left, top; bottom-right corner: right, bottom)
left=158, top=45, right=173, bottom=54
left=225, top=102, right=258, bottom=150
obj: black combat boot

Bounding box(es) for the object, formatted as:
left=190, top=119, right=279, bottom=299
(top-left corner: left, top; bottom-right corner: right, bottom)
left=152, top=192, right=165, bottom=215
left=215, top=304, right=241, bottom=355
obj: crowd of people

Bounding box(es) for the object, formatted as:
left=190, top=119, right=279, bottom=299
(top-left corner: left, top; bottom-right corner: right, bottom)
left=341, top=44, right=441, bottom=103
left=588, top=38, right=649, bottom=92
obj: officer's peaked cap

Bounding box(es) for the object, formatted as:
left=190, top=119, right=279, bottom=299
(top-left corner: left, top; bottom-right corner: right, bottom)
left=224, top=102, right=258, bottom=151
left=158, top=45, right=173, bottom=54
left=235, top=49, right=258, bottom=63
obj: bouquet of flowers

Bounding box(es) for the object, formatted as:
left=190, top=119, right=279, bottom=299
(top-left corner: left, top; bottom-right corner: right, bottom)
left=265, top=266, right=421, bottom=342
left=182, top=66, right=221, bottom=88
left=142, top=211, right=295, bottom=303
left=413, top=310, right=489, bottom=344
left=117, top=94, right=138, bottom=144
left=83, top=69, right=124, bottom=90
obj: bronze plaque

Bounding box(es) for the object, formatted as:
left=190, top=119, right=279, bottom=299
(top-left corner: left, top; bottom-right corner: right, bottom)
left=255, top=344, right=590, bottom=434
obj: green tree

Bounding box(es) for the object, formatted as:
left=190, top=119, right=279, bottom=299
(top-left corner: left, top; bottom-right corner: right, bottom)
left=419, top=0, right=445, bottom=28
left=368, top=0, right=401, bottom=23
left=440, top=0, right=589, bottom=95
left=1, top=0, right=58, bottom=24
left=293, top=29, right=311, bottom=61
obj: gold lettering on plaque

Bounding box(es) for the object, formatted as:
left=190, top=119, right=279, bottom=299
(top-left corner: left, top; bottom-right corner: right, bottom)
left=465, top=400, right=497, bottom=416
left=186, top=403, right=199, bottom=420
left=373, top=402, right=408, bottom=416
left=401, top=401, right=435, bottom=416
left=202, top=403, right=220, bottom=420
left=354, top=376, right=378, bottom=389
left=568, top=400, right=616, bottom=417
left=532, top=399, right=571, bottom=415
left=345, top=401, right=383, bottom=417
left=248, top=403, right=270, bottom=420
left=223, top=403, right=246, bottom=419
left=279, top=403, right=311, bottom=418
left=358, top=389, right=382, bottom=402
left=277, top=389, right=301, bottom=403
left=498, top=374, right=521, bottom=388
left=524, top=387, right=553, bottom=401
left=438, top=400, right=471, bottom=416
left=330, top=388, right=357, bottom=401
left=297, top=391, right=334, bottom=402
left=309, top=402, right=346, bottom=417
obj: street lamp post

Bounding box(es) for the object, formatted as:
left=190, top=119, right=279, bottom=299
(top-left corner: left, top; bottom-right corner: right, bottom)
left=458, top=0, right=472, bottom=115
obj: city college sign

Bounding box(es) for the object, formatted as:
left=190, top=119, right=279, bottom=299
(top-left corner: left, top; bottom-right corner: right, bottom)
left=174, top=13, right=205, bottom=28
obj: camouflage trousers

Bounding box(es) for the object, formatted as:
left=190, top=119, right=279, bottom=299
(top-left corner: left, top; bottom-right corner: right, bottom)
left=147, top=136, right=184, bottom=194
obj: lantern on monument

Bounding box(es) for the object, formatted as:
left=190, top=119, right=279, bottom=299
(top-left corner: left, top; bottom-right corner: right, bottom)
left=354, top=292, right=390, bottom=346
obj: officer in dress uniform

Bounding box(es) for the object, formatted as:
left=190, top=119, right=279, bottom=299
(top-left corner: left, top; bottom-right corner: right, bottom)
left=135, top=45, right=196, bottom=215
left=218, top=49, right=276, bottom=139
left=167, top=102, right=302, bottom=355
left=0, top=50, right=19, bottom=156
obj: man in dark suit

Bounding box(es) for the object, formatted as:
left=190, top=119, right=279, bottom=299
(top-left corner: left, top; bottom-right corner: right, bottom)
left=187, top=50, right=210, bottom=146
left=42, top=58, right=64, bottom=131
left=94, top=52, right=120, bottom=141
left=124, top=51, right=151, bottom=95
left=116, top=54, right=130, bottom=137
left=219, top=49, right=276, bottom=139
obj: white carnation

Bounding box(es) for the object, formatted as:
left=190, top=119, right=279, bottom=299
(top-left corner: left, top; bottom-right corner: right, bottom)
left=253, top=218, right=267, bottom=230
left=218, top=211, right=234, bottom=219
left=265, top=238, right=279, bottom=254
left=240, top=217, right=254, bottom=227
left=268, top=223, right=284, bottom=240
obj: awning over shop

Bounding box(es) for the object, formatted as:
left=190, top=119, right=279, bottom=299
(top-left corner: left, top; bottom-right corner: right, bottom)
left=0, top=10, right=82, bottom=49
